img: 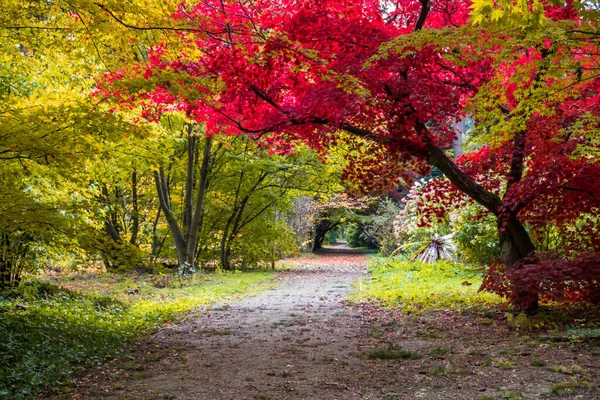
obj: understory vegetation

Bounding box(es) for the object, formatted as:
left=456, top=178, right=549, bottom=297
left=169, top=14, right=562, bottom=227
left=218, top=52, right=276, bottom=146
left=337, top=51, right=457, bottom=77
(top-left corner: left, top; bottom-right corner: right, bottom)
left=0, top=272, right=273, bottom=399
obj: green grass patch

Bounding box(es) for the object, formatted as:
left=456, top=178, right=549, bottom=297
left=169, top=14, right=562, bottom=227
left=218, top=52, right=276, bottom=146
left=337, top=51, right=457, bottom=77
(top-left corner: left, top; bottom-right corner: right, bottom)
left=0, top=271, right=273, bottom=399
left=352, top=257, right=501, bottom=312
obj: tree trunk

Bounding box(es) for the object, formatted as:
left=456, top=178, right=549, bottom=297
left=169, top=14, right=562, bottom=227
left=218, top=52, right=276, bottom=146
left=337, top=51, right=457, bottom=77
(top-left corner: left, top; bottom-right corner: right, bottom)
left=151, top=207, right=161, bottom=255
left=185, top=135, right=213, bottom=269
left=498, top=213, right=538, bottom=312
left=129, top=169, right=139, bottom=246
left=154, top=168, right=186, bottom=266
left=183, top=128, right=195, bottom=237
left=312, top=219, right=331, bottom=252
left=219, top=222, right=233, bottom=271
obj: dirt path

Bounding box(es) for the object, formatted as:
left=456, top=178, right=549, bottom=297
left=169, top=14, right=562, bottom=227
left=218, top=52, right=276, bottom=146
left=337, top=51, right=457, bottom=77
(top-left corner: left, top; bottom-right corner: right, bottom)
left=67, top=252, right=600, bottom=400
left=75, top=252, right=380, bottom=400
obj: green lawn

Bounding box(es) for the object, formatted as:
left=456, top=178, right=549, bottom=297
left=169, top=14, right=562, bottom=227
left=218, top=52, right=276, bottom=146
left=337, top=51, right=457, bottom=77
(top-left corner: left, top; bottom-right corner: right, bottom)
left=353, top=257, right=502, bottom=312
left=0, top=271, right=274, bottom=399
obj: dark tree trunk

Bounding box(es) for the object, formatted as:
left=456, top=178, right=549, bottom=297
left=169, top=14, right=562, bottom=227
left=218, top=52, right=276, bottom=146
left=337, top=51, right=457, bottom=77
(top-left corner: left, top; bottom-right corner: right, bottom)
left=498, top=213, right=538, bottom=312
left=154, top=167, right=186, bottom=266
left=219, top=215, right=234, bottom=271
left=129, top=169, right=140, bottom=246
left=312, top=219, right=331, bottom=252
left=101, top=183, right=123, bottom=242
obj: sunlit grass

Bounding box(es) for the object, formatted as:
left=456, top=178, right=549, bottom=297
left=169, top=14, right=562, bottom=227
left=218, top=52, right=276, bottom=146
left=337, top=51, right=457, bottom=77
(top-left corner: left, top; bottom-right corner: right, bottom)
left=0, top=271, right=274, bottom=399
left=353, top=257, right=502, bottom=312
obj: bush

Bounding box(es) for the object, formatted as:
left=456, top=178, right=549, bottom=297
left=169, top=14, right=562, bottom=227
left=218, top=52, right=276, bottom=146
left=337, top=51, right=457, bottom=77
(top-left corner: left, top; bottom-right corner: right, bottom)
left=347, top=224, right=377, bottom=249
left=449, top=203, right=499, bottom=266
left=481, top=253, right=600, bottom=308
left=362, top=198, right=401, bottom=256
left=0, top=230, right=38, bottom=290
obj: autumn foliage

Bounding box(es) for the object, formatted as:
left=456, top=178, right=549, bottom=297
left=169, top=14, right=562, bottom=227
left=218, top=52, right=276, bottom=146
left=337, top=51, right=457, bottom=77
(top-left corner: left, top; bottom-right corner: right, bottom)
left=97, top=0, right=600, bottom=308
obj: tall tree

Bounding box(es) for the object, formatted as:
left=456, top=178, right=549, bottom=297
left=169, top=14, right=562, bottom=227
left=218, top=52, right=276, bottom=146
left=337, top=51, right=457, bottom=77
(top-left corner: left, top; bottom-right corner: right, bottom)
left=154, top=124, right=213, bottom=270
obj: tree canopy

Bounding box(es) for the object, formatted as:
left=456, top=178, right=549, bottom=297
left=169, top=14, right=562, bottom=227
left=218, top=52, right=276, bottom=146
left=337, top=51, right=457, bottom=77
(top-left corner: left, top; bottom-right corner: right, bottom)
left=95, top=0, right=600, bottom=308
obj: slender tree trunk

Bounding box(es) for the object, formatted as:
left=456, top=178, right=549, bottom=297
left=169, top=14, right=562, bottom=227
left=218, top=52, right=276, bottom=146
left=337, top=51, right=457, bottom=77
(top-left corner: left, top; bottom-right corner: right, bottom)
left=129, top=169, right=139, bottom=246
left=185, top=136, right=213, bottom=268
left=154, top=167, right=186, bottom=266
left=220, top=217, right=234, bottom=271
left=183, top=128, right=195, bottom=237
left=151, top=207, right=161, bottom=255
left=101, top=184, right=123, bottom=242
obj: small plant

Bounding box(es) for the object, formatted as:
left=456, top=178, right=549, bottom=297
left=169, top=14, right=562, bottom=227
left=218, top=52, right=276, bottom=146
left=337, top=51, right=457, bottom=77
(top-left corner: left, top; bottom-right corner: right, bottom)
left=144, top=353, right=163, bottom=362
left=499, top=347, right=520, bottom=356
left=505, top=313, right=533, bottom=331
left=429, top=346, right=452, bottom=358
left=531, top=359, right=546, bottom=367
left=551, top=382, right=575, bottom=396
left=366, top=345, right=422, bottom=360
left=499, top=390, right=522, bottom=400
left=122, top=361, right=144, bottom=371
left=495, top=358, right=517, bottom=370
left=549, top=364, right=570, bottom=374
left=131, top=371, right=153, bottom=380
left=426, top=366, right=450, bottom=376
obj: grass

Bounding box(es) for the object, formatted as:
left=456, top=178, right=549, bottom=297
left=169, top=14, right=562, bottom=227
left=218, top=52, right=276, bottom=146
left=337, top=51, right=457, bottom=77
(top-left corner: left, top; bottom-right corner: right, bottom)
left=0, top=271, right=273, bottom=399
left=352, top=257, right=501, bottom=312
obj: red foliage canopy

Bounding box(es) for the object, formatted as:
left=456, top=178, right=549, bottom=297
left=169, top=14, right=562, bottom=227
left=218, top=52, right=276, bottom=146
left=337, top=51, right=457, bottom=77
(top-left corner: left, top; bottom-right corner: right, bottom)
left=98, top=0, right=488, bottom=187
left=98, top=0, right=600, bottom=303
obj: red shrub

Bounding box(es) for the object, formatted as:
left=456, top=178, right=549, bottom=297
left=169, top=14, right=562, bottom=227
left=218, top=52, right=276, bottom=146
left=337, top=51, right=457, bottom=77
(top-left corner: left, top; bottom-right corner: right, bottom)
left=481, top=253, right=600, bottom=307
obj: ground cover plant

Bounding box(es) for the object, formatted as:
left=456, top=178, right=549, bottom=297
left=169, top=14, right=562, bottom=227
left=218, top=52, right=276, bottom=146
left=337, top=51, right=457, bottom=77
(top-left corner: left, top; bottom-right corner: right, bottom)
left=0, top=271, right=273, bottom=399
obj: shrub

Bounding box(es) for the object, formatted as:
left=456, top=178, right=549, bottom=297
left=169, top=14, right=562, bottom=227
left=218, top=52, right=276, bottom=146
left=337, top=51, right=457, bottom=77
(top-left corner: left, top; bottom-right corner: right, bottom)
left=347, top=224, right=377, bottom=249
left=0, top=230, right=38, bottom=290
left=449, top=203, right=499, bottom=266
left=481, top=253, right=600, bottom=308
left=362, top=198, right=401, bottom=256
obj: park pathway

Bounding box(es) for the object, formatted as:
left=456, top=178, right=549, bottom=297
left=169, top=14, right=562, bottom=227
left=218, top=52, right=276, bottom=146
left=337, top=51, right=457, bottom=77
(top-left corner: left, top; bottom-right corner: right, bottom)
left=64, top=248, right=593, bottom=400
left=75, top=249, right=406, bottom=399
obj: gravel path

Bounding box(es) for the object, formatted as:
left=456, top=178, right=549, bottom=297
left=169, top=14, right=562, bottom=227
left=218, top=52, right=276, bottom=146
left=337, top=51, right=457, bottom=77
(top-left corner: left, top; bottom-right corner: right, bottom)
left=76, top=252, right=384, bottom=400
left=67, top=252, right=600, bottom=400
